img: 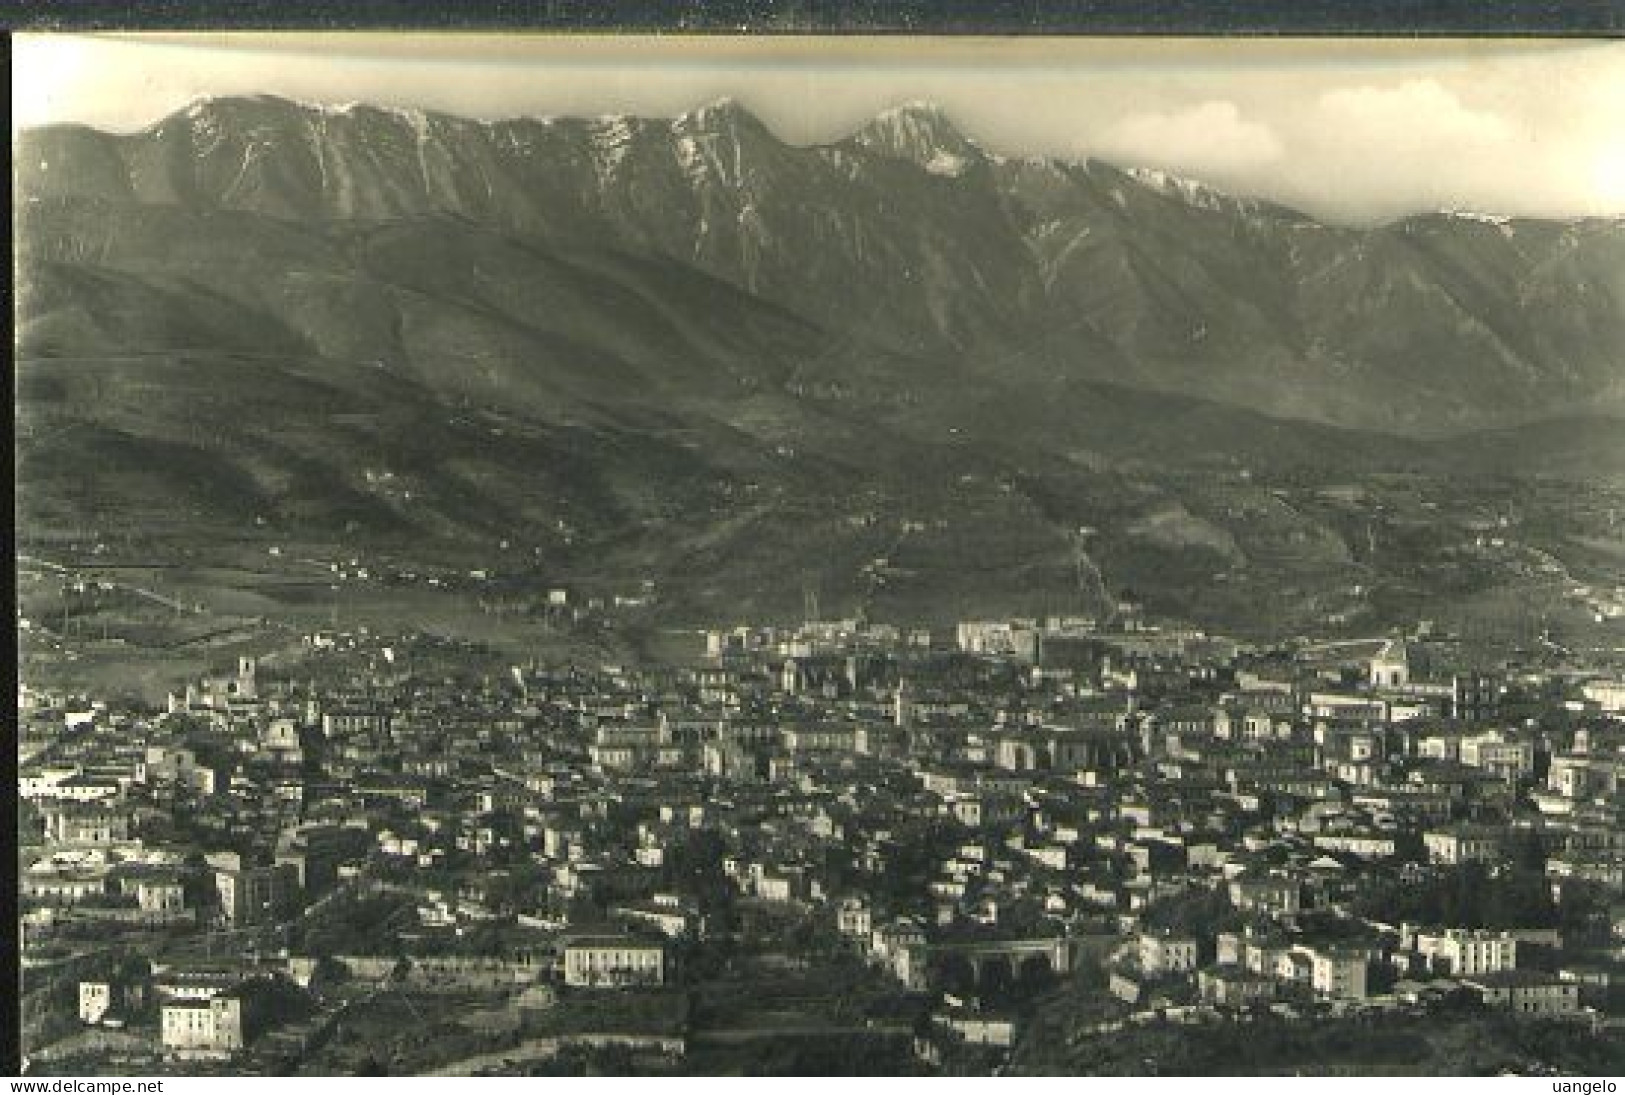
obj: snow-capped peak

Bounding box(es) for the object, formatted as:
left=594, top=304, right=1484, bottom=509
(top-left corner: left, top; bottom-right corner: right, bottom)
left=850, top=100, right=981, bottom=174
left=1125, top=166, right=1250, bottom=213
left=675, top=96, right=768, bottom=136
left=1438, top=208, right=1513, bottom=227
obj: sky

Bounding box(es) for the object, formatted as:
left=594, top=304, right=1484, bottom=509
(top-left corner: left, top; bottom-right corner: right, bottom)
left=13, top=33, right=1625, bottom=224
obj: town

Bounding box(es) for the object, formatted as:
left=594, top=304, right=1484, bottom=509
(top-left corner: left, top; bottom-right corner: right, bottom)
left=16, top=604, right=1625, bottom=1076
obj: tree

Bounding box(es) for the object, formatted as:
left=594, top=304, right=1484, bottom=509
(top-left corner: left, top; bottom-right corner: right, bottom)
left=18, top=800, right=44, bottom=846
left=1142, top=887, right=1244, bottom=937
left=1506, top=829, right=1548, bottom=874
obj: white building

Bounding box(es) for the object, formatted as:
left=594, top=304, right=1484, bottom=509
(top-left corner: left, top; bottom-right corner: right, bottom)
left=1308, top=948, right=1368, bottom=1000
left=561, top=937, right=666, bottom=988
left=79, top=981, right=121, bottom=1024
left=1367, top=643, right=1409, bottom=689
left=1580, top=679, right=1625, bottom=713
left=161, top=994, right=247, bottom=1056
left=1548, top=753, right=1617, bottom=799
left=837, top=897, right=873, bottom=940
left=1138, top=932, right=1200, bottom=975
left=1422, top=827, right=1503, bottom=866
left=1414, top=928, right=1518, bottom=976
left=1458, top=731, right=1535, bottom=781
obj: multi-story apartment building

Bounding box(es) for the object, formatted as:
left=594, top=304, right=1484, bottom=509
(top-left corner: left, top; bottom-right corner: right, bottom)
left=561, top=937, right=666, bottom=988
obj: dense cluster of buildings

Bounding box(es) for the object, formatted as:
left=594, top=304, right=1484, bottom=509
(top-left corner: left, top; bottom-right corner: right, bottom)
left=16, top=613, right=1625, bottom=1070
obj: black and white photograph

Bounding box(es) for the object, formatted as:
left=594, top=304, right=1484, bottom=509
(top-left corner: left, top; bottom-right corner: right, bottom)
left=10, top=29, right=1625, bottom=1079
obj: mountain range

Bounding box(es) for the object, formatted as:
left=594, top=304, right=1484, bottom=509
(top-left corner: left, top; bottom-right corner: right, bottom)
left=15, top=95, right=1625, bottom=635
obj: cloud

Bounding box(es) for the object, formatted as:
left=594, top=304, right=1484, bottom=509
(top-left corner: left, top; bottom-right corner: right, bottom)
left=15, top=36, right=1622, bottom=220
left=1594, top=143, right=1625, bottom=207
left=1094, top=100, right=1284, bottom=177
left=1257, top=78, right=1526, bottom=221
left=1314, top=78, right=1512, bottom=151
left=12, top=37, right=96, bottom=132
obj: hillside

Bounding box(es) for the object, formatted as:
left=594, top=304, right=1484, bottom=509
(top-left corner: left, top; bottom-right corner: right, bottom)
left=19, top=95, right=1625, bottom=432
left=15, top=96, right=1625, bottom=650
